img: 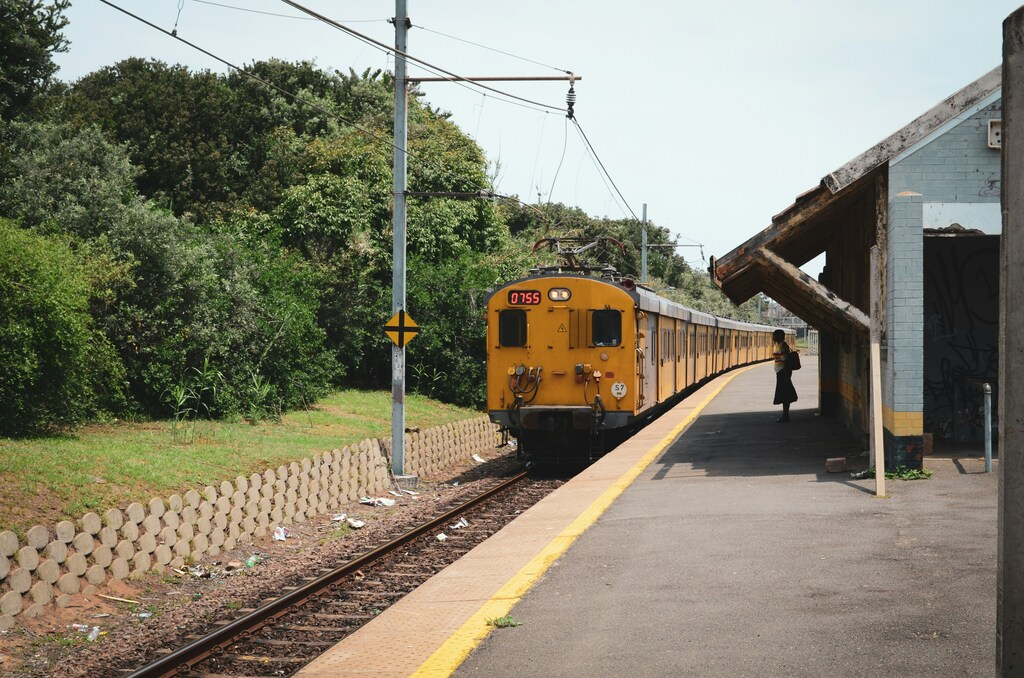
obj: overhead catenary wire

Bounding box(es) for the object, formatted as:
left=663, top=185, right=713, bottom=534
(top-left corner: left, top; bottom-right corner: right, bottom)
left=192, top=0, right=382, bottom=22
left=278, top=0, right=566, bottom=114
left=414, top=23, right=573, bottom=75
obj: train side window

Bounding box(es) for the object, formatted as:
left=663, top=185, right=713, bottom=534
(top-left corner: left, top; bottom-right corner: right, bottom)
left=498, top=309, right=527, bottom=347
left=591, top=309, right=622, bottom=347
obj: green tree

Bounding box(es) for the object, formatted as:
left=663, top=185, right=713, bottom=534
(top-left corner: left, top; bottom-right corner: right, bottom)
left=0, top=0, right=69, bottom=120
left=0, top=219, right=124, bottom=434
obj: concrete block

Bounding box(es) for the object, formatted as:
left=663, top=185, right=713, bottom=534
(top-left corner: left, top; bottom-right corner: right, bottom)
left=131, top=551, right=151, bottom=573
left=191, top=533, right=209, bottom=555
left=229, top=507, right=243, bottom=525
left=167, top=494, right=183, bottom=512
left=180, top=506, right=197, bottom=525
left=202, top=486, right=217, bottom=503
left=128, top=569, right=146, bottom=581
left=98, top=526, right=118, bottom=548
left=0, top=614, right=14, bottom=631
left=138, top=533, right=157, bottom=555
left=55, top=594, right=73, bottom=608
left=7, top=568, right=31, bottom=593
left=43, top=540, right=68, bottom=564
left=71, top=532, right=94, bottom=556
left=196, top=516, right=212, bottom=537
left=115, top=539, right=135, bottom=561
left=215, top=496, right=231, bottom=514
left=262, top=469, right=276, bottom=487
left=23, top=603, right=45, bottom=618
left=219, top=480, right=233, bottom=497
left=207, top=545, right=220, bottom=558
left=120, top=521, right=139, bottom=542
left=223, top=536, right=237, bottom=551
left=29, top=580, right=53, bottom=605
left=35, top=559, right=59, bottom=584
left=825, top=457, right=847, bottom=473
left=55, top=521, right=76, bottom=543
left=92, top=544, right=113, bottom=569
left=238, top=532, right=252, bottom=545
left=173, top=539, right=190, bottom=558
left=198, top=501, right=214, bottom=520
left=242, top=517, right=256, bottom=535
left=81, top=512, right=102, bottom=535
left=209, top=529, right=225, bottom=547
left=227, top=523, right=240, bottom=540
left=0, top=591, right=23, bottom=617
left=159, top=526, right=177, bottom=545
left=254, top=526, right=267, bottom=539
left=154, top=545, right=172, bottom=566
left=184, top=489, right=201, bottom=508
left=109, top=558, right=130, bottom=580
left=141, top=514, right=161, bottom=536
left=66, top=552, right=88, bottom=577
left=235, top=475, right=248, bottom=494
left=0, top=553, right=7, bottom=580
left=163, top=511, right=180, bottom=531
left=82, top=584, right=99, bottom=596
left=231, top=490, right=245, bottom=508
left=177, top=523, right=194, bottom=543
left=169, top=557, right=185, bottom=570
left=25, top=525, right=48, bottom=550
left=213, top=512, right=228, bottom=531
left=125, top=502, right=145, bottom=524
left=85, top=565, right=106, bottom=586
left=249, top=473, right=262, bottom=491
left=57, top=573, right=80, bottom=594
left=16, top=546, right=39, bottom=571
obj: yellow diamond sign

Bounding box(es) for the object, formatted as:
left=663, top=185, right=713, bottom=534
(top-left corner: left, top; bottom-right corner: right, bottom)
left=384, top=310, right=419, bottom=348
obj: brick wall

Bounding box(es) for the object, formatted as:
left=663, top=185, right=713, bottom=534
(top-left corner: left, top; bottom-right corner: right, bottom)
left=885, top=98, right=1001, bottom=465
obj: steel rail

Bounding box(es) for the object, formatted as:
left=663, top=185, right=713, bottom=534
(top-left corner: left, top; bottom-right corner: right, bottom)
left=126, top=470, right=530, bottom=678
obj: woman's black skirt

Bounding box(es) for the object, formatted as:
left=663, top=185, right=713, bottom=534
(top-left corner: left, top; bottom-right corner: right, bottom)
left=774, top=369, right=798, bottom=405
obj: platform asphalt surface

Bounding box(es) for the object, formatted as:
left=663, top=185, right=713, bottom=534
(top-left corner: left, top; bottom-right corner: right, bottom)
left=456, top=357, right=997, bottom=677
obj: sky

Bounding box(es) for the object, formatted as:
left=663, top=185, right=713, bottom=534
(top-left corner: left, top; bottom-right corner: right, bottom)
left=53, top=0, right=1024, bottom=279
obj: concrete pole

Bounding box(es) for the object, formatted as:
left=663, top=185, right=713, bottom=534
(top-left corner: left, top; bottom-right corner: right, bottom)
left=641, top=203, right=648, bottom=283
left=869, top=245, right=886, bottom=498
left=391, top=0, right=409, bottom=476
left=1000, top=7, right=1024, bottom=673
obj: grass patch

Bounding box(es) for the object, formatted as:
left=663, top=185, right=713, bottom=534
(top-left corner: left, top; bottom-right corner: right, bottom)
left=856, top=466, right=934, bottom=481
left=486, top=615, right=521, bottom=628
left=0, top=390, right=482, bottom=533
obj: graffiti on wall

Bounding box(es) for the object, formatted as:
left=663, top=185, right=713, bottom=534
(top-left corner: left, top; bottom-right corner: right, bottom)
left=922, top=237, right=999, bottom=442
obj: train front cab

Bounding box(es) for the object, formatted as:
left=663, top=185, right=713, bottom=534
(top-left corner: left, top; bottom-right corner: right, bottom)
left=486, top=276, right=640, bottom=460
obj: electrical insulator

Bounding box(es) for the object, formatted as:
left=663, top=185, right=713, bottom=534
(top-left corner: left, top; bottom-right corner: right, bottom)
left=566, top=83, right=576, bottom=119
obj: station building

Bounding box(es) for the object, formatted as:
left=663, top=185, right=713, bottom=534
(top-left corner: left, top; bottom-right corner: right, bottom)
left=711, top=67, right=1002, bottom=468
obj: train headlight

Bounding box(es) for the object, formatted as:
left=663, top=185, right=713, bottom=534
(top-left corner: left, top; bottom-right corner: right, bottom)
left=548, top=287, right=571, bottom=301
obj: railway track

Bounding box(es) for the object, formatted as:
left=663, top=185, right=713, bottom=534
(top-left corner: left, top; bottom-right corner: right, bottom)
left=123, top=470, right=558, bottom=677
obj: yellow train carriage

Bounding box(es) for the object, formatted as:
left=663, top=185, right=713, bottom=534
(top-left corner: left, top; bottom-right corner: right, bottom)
left=486, top=272, right=789, bottom=461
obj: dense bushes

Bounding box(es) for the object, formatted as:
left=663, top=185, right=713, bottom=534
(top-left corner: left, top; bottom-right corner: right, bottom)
left=0, top=219, right=123, bottom=433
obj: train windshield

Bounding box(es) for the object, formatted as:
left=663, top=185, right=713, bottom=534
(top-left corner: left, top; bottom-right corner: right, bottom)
left=498, top=309, right=527, bottom=347
left=591, top=310, right=622, bottom=347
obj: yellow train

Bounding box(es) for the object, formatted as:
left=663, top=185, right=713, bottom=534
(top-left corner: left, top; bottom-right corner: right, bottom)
left=485, top=271, right=791, bottom=461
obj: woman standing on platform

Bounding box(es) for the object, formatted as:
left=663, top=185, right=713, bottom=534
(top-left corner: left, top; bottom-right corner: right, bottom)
left=772, top=329, right=797, bottom=422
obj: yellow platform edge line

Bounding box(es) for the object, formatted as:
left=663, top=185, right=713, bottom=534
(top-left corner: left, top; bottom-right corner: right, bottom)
left=411, top=364, right=755, bottom=678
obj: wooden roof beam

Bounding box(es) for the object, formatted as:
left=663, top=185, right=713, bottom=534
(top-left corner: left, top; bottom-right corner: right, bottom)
left=757, top=248, right=869, bottom=336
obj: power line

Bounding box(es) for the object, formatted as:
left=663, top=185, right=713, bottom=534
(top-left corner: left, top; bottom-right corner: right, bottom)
left=414, top=24, right=573, bottom=75
left=571, top=118, right=629, bottom=220
left=191, top=0, right=319, bottom=20
left=278, top=0, right=566, bottom=115
left=571, top=118, right=638, bottom=222
left=96, top=0, right=455, bottom=181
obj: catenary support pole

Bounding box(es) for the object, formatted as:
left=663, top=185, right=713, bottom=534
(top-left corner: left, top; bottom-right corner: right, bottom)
left=1000, top=7, right=1024, bottom=673
left=641, top=203, right=648, bottom=283
left=869, top=245, right=885, bottom=498
left=391, top=0, right=409, bottom=476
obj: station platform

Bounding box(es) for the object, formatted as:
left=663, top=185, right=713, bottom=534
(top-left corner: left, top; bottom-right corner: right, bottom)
left=297, top=357, right=997, bottom=677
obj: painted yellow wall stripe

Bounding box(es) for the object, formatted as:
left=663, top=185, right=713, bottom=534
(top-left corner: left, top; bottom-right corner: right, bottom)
left=412, top=365, right=754, bottom=677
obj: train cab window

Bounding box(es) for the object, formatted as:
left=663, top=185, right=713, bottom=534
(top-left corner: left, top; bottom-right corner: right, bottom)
left=498, top=309, right=527, bottom=347
left=591, top=310, right=622, bottom=347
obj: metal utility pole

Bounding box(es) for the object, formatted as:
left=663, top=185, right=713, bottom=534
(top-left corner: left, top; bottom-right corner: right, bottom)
left=391, top=0, right=409, bottom=476
left=869, top=245, right=885, bottom=498
left=641, top=203, right=648, bottom=283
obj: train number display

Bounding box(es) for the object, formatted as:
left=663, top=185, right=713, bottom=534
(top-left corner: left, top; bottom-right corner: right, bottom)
left=507, top=289, right=542, bottom=305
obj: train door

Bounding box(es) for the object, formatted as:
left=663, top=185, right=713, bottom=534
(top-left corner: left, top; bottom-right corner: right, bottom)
left=647, top=313, right=660, bottom=405
left=676, top=324, right=686, bottom=393
left=636, top=311, right=648, bottom=410
left=658, top=316, right=675, bottom=402
left=692, top=323, right=700, bottom=387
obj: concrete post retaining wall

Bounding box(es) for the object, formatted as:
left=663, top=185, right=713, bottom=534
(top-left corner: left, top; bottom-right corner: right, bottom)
left=0, top=416, right=501, bottom=631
